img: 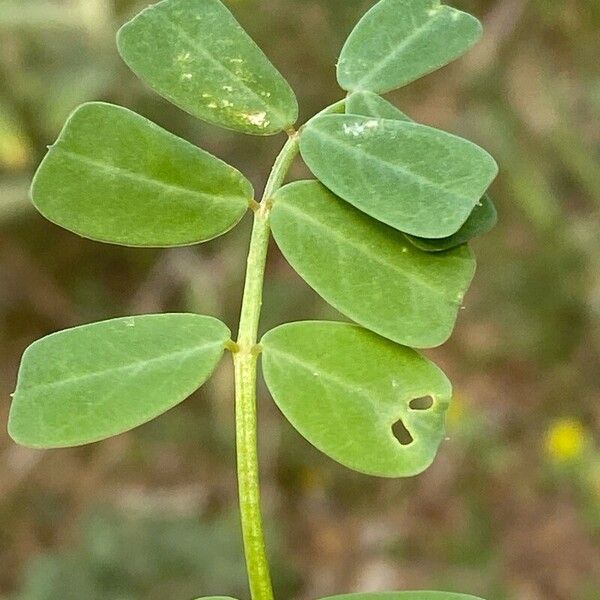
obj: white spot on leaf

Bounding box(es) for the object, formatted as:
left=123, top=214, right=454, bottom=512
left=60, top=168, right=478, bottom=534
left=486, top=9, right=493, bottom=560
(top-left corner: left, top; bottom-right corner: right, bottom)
left=342, top=120, right=379, bottom=137
left=246, top=111, right=270, bottom=128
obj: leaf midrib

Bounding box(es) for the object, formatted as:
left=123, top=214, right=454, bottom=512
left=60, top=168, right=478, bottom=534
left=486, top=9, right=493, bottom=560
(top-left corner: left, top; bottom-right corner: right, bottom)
left=348, top=3, right=447, bottom=90
left=277, top=200, right=452, bottom=299
left=17, top=341, right=223, bottom=394
left=309, top=123, right=475, bottom=206
left=266, top=345, right=395, bottom=425
left=55, top=148, right=246, bottom=207
left=158, top=10, right=292, bottom=127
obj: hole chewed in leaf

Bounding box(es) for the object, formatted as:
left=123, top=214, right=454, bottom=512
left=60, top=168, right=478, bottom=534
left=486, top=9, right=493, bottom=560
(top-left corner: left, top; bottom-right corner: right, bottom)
left=392, top=419, right=413, bottom=446
left=409, top=395, right=434, bottom=410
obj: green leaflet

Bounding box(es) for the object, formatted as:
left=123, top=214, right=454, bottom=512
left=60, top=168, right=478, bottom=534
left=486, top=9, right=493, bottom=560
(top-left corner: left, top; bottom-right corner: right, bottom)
left=31, top=102, right=251, bottom=247
left=270, top=181, right=475, bottom=348
left=117, top=0, right=298, bottom=135
left=337, top=0, right=482, bottom=93
left=300, top=114, right=498, bottom=238
left=345, top=92, right=498, bottom=250
left=261, top=321, right=452, bottom=477
left=8, top=314, right=230, bottom=448
left=408, top=194, right=497, bottom=251
left=346, top=90, right=411, bottom=121
left=319, top=593, right=486, bottom=600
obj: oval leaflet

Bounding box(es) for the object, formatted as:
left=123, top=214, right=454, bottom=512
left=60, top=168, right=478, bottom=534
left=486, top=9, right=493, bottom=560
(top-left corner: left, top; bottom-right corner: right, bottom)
left=261, top=321, right=453, bottom=477
left=31, top=102, right=252, bottom=247
left=300, top=114, right=498, bottom=239
left=271, top=181, right=476, bottom=349
left=117, top=0, right=298, bottom=135
left=8, top=314, right=230, bottom=448
left=337, top=0, right=482, bottom=93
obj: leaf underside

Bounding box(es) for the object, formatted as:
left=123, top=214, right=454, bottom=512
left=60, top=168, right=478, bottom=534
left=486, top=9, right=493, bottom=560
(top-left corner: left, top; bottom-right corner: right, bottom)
left=271, top=181, right=476, bottom=349
left=8, top=314, right=230, bottom=448
left=300, top=114, right=498, bottom=239
left=31, top=102, right=252, bottom=247
left=408, top=194, right=497, bottom=251
left=261, top=321, right=452, bottom=477
left=117, top=0, right=298, bottom=135
left=337, top=0, right=482, bottom=93
left=345, top=92, right=498, bottom=250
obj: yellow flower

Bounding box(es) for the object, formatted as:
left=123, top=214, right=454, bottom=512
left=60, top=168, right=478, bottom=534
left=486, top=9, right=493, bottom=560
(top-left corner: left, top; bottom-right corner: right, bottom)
left=545, top=418, right=587, bottom=462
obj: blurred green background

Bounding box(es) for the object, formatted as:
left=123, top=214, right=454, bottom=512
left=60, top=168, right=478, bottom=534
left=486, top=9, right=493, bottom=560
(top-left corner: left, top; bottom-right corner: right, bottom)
left=1, top=0, right=599, bottom=599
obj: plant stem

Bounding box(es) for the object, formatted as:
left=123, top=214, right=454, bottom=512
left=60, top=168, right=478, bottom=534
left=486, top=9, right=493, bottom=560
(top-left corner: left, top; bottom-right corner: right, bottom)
left=232, top=98, right=345, bottom=600
left=233, top=132, right=300, bottom=600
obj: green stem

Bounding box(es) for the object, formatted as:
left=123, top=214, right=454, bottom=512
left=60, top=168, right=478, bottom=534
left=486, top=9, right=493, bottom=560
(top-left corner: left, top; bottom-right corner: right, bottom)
left=232, top=98, right=345, bottom=600
left=233, top=132, right=300, bottom=600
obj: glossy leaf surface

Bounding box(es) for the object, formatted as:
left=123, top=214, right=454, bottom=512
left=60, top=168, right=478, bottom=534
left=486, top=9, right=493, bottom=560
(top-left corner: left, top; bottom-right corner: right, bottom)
left=300, top=114, right=498, bottom=238
left=117, top=0, right=298, bottom=135
left=270, top=181, right=475, bottom=348
left=346, top=90, right=411, bottom=121
left=32, top=103, right=251, bottom=247
left=320, top=593, right=485, bottom=600
left=408, top=194, right=497, bottom=251
left=345, top=92, right=498, bottom=250
left=337, top=0, right=482, bottom=93
left=261, top=321, right=452, bottom=477
left=9, top=314, right=230, bottom=448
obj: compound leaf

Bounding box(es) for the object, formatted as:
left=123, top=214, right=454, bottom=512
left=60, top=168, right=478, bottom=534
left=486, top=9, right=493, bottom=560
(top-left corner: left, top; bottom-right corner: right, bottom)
left=300, top=114, right=498, bottom=238
left=345, top=93, right=498, bottom=250
left=337, top=0, right=482, bottom=93
left=319, top=593, right=485, bottom=600
left=270, top=181, right=475, bottom=348
left=9, top=314, right=230, bottom=448
left=407, top=194, right=497, bottom=251
left=117, top=0, right=298, bottom=135
left=32, top=102, right=252, bottom=247
left=346, top=90, right=411, bottom=121
left=261, top=321, right=452, bottom=477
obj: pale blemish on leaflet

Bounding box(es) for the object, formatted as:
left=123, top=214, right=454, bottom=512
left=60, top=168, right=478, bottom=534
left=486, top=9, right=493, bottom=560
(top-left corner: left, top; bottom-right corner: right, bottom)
left=176, top=51, right=192, bottom=63
left=342, top=120, right=380, bottom=137
left=245, top=111, right=270, bottom=129
left=181, top=73, right=193, bottom=81
left=427, top=4, right=443, bottom=17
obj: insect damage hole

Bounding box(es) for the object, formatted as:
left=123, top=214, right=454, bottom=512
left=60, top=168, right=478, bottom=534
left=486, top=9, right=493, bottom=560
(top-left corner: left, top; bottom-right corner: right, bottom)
left=409, top=396, right=434, bottom=410
left=392, top=419, right=413, bottom=446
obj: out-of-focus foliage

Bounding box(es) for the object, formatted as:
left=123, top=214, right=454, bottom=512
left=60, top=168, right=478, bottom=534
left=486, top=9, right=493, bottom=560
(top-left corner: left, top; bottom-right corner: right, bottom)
left=15, top=509, right=298, bottom=600
left=1, top=1, right=599, bottom=600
